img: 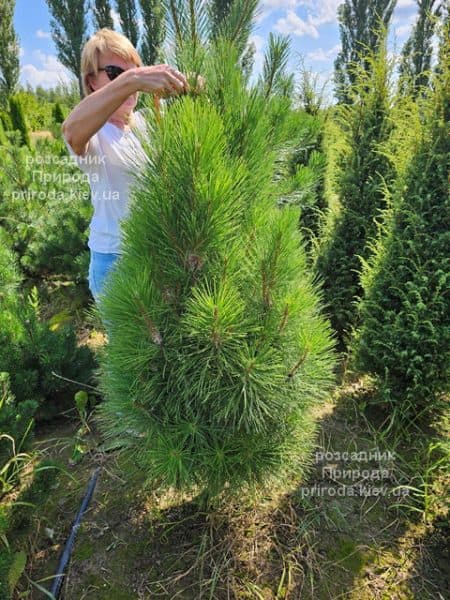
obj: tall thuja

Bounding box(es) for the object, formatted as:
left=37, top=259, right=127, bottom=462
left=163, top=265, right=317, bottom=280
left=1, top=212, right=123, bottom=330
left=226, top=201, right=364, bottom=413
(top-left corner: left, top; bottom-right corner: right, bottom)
left=315, top=32, right=395, bottom=348
left=94, top=39, right=337, bottom=504
left=349, top=22, right=449, bottom=422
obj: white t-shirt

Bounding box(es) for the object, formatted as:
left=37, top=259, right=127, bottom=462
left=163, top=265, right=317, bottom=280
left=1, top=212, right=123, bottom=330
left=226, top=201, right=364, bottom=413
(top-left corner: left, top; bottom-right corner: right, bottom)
left=64, top=109, right=151, bottom=254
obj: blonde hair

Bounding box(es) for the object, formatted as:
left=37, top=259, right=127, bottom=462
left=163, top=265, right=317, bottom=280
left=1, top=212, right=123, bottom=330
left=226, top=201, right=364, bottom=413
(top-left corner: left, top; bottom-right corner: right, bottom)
left=81, top=28, right=142, bottom=96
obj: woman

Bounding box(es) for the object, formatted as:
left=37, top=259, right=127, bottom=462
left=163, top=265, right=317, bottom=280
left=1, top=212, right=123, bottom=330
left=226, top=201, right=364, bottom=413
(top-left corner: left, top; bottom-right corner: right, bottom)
left=62, top=28, right=189, bottom=304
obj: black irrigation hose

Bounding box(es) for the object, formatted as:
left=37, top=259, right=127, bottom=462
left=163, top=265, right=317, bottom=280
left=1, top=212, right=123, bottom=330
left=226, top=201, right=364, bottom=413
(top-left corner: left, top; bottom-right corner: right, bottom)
left=49, top=467, right=101, bottom=599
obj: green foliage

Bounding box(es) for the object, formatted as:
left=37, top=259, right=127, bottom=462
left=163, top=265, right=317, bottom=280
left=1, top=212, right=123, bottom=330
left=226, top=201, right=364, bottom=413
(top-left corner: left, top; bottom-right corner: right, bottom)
left=296, top=57, right=328, bottom=116
left=207, top=0, right=260, bottom=59
left=92, top=0, right=114, bottom=29
left=10, top=458, right=60, bottom=530
left=116, top=0, right=139, bottom=46
left=138, top=0, right=166, bottom=65
left=398, top=0, right=442, bottom=98
left=8, top=96, right=31, bottom=148
left=7, top=550, right=26, bottom=596
left=0, top=302, right=96, bottom=421
left=0, top=0, right=20, bottom=103
left=0, top=109, right=12, bottom=131
left=334, top=0, right=396, bottom=104
left=0, top=117, right=7, bottom=145
left=0, top=238, right=96, bottom=420
left=46, top=0, right=88, bottom=96
left=0, top=545, right=13, bottom=600
left=258, top=32, right=292, bottom=100
left=0, top=372, right=36, bottom=493
left=0, top=135, right=92, bottom=281
left=349, top=39, right=450, bottom=420
left=31, top=80, right=80, bottom=109
left=276, top=111, right=328, bottom=257
left=10, top=91, right=54, bottom=131
left=94, top=40, right=337, bottom=505
left=316, top=38, right=395, bottom=347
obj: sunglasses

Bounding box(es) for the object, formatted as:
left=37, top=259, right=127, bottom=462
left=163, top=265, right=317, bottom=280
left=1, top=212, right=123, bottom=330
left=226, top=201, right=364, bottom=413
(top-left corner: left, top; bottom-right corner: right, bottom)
left=98, top=65, right=126, bottom=81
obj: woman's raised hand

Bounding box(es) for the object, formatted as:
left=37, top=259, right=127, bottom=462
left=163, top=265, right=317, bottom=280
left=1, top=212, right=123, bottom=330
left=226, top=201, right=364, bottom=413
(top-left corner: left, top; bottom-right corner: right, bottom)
left=130, top=64, right=189, bottom=97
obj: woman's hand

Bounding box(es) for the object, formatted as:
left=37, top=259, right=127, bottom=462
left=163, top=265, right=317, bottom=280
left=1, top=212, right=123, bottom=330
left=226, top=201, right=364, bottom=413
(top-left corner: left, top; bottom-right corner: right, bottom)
left=128, top=64, right=189, bottom=97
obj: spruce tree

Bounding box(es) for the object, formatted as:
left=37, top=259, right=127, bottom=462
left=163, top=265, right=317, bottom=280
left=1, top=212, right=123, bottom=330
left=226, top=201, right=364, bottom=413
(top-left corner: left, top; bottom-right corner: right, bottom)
left=138, top=0, right=165, bottom=65
left=92, top=0, right=114, bottom=30
left=116, top=0, right=139, bottom=46
left=46, top=0, right=88, bottom=97
left=94, top=38, right=337, bottom=505
left=350, top=19, right=449, bottom=422
left=315, top=32, right=394, bottom=348
left=398, top=0, right=442, bottom=98
left=0, top=0, right=20, bottom=106
left=334, top=0, right=396, bottom=104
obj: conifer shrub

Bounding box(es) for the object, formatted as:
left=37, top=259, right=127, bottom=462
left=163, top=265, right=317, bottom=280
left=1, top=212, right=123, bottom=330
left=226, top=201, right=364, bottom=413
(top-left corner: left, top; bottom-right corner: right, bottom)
left=0, top=235, right=95, bottom=420
left=94, top=40, right=337, bottom=505
left=0, top=136, right=91, bottom=281
left=315, top=39, right=395, bottom=348
left=0, top=117, right=7, bottom=145
left=288, top=114, right=327, bottom=254
left=349, top=38, right=450, bottom=421
left=8, top=96, right=31, bottom=148
left=52, top=101, right=66, bottom=124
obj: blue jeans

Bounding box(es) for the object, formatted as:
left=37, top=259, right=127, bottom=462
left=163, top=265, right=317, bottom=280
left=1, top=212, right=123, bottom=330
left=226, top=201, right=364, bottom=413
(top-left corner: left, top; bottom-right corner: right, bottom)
left=88, top=250, right=121, bottom=303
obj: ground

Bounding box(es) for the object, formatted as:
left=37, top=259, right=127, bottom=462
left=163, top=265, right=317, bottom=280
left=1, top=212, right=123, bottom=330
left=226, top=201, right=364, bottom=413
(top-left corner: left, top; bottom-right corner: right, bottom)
left=11, top=345, right=449, bottom=599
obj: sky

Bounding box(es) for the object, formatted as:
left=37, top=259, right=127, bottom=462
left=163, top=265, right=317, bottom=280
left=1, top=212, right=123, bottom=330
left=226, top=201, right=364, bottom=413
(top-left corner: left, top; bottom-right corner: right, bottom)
left=14, top=0, right=421, bottom=100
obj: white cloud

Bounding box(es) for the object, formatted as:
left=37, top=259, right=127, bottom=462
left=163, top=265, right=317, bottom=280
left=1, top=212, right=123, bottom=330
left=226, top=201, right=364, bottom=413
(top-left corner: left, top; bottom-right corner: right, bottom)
left=19, top=47, right=25, bottom=58
left=298, top=0, right=342, bottom=26
left=307, top=43, right=340, bottom=61
left=36, top=29, right=51, bottom=39
left=397, top=0, right=415, bottom=7
left=275, top=10, right=319, bottom=38
left=255, top=0, right=297, bottom=22
left=394, top=13, right=417, bottom=38
left=20, top=50, right=74, bottom=89
left=257, top=0, right=342, bottom=26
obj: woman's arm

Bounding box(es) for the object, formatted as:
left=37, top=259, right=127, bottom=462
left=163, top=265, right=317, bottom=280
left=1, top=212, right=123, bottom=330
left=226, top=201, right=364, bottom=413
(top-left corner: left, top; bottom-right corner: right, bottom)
left=62, top=72, right=138, bottom=156
left=62, top=66, right=188, bottom=156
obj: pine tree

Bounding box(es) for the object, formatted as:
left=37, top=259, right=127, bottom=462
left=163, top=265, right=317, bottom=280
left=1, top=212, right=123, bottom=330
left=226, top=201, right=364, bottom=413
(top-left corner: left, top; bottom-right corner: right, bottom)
left=116, top=0, right=139, bottom=46
left=94, top=38, right=337, bottom=505
left=92, top=0, right=114, bottom=30
left=334, top=0, right=396, bottom=104
left=350, top=19, right=450, bottom=423
left=46, top=0, right=88, bottom=98
left=208, top=0, right=258, bottom=49
left=208, top=0, right=260, bottom=76
left=138, top=0, right=165, bottom=65
left=259, top=32, right=291, bottom=100
left=315, top=30, right=395, bottom=348
left=398, top=0, right=442, bottom=98
left=0, top=0, right=20, bottom=106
